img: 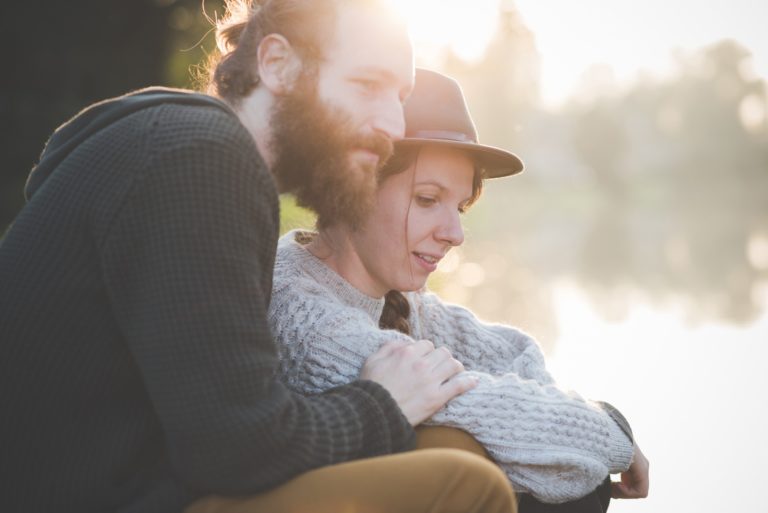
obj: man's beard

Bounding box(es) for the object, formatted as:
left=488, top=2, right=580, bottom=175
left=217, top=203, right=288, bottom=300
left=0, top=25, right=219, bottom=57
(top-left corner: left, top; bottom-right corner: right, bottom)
left=269, top=76, right=394, bottom=229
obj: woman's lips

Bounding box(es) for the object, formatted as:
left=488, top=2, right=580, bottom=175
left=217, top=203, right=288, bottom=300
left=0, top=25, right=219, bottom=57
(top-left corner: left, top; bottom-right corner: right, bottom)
left=412, top=252, right=440, bottom=272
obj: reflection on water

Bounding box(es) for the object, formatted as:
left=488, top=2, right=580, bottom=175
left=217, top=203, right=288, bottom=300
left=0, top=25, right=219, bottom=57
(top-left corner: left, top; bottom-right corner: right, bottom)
left=430, top=180, right=768, bottom=512
left=428, top=46, right=768, bottom=507
left=431, top=40, right=768, bottom=513
left=435, top=272, right=768, bottom=512
left=431, top=181, right=768, bottom=511
left=429, top=34, right=768, bottom=344
left=548, top=283, right=768, bottom=513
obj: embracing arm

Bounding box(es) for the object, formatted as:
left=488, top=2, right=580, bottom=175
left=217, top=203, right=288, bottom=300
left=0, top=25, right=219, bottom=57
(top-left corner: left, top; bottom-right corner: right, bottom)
left=100, top=112, right=414, bottom=495
left=269, top=246, right=474, bottom=426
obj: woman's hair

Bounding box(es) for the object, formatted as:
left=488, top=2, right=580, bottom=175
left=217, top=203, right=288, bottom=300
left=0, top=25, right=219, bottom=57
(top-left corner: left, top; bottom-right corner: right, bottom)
left=202, top=0, right=336, bottom=105
left=378, top=145, right=484, bottom=334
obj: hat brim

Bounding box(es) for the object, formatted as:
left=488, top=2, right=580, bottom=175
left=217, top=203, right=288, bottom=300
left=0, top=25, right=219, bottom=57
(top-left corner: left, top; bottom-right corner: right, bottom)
left=395, top=138, right=524, bottom=179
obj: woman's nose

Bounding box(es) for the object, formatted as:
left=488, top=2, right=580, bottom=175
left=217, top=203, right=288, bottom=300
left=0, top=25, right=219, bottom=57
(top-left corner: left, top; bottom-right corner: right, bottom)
left=436, top=211, right=464, bottom=247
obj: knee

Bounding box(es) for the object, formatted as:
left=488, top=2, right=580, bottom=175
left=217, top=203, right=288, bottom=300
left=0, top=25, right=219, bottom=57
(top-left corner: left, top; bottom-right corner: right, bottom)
left=423, top=449, right=517, bottom=513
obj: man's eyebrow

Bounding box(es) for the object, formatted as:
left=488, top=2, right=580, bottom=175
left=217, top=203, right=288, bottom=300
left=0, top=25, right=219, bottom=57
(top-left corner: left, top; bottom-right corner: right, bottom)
left=352, top=67, right=413, bottom=101
left=352, top=67, right=411, bottom=89
left=352, top=67, right=397, bottom=79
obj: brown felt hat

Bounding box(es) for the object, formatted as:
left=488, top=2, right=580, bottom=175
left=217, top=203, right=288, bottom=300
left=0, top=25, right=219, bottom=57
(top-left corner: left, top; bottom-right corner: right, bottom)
left=398, top=68, right=524, bottom=179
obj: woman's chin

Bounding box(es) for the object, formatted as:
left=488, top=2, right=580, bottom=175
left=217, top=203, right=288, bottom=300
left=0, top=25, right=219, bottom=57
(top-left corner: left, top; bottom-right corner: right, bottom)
left=395, top=279, right=428, bottom=293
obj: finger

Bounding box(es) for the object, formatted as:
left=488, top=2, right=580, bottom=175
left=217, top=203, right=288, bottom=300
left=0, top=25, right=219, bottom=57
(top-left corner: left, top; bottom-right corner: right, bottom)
left=411, top=339, right=436, bottom=357
left=634, top=477, right=649, bottom=498
left=611, top=481, right=631, bottom=499
left=438, top=374, right=478, bottom=401
left=421, top=345, right=453, bottom=368
left=432, top=355, right=465, bottom=384
left=612, top=480, right=646, bottom=500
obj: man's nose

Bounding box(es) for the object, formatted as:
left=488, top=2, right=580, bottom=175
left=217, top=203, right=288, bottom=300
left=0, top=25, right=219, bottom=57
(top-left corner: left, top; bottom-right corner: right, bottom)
left=371, top=93, right=406, bottom=141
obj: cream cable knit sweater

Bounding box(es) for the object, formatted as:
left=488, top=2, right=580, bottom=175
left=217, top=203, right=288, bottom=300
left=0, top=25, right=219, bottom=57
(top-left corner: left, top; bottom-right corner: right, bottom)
left=269, top=231, right=634, bottom=503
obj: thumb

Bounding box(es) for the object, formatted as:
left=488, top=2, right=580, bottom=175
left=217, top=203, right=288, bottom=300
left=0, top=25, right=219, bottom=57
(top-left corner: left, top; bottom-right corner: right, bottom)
left=611, top=481, right=630, bottom=499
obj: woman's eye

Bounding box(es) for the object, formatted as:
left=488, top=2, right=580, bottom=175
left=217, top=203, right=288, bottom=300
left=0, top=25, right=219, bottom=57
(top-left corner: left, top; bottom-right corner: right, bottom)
left=415, top=196, right=436, bottom=207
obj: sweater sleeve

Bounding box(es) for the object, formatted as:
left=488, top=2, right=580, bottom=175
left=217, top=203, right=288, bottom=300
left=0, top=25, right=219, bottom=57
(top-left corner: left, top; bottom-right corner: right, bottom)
left=99, top=109, right=413, bottom=496
left=411, top=291, right=554, bottom=379
left=411, top=292, right=634, bottom=503
left=417, top=295, right=636, bottom=444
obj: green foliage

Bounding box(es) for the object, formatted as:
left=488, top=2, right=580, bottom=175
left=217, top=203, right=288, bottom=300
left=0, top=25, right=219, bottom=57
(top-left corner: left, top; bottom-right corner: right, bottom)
left=163, top=0, right=226, bottom=90
left=279, top=195, right=317, bottom=235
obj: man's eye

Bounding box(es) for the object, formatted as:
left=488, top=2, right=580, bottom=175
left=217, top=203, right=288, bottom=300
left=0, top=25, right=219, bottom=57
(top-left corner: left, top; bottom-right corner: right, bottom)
left=356, top=79, right=378, bottom=92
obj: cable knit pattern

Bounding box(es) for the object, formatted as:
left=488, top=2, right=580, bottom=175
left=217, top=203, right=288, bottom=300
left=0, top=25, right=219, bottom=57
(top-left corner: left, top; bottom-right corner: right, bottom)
left=270, top=231, right=635, bottom=503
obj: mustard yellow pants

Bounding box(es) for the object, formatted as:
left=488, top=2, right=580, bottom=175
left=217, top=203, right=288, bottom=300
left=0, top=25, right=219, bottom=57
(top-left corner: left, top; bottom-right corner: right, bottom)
left=185, top=426, right=516, bottom=513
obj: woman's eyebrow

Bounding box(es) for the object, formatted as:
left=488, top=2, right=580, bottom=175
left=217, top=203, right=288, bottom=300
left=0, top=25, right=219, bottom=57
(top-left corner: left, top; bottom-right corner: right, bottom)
left=413, top=180, right=446, bottom=190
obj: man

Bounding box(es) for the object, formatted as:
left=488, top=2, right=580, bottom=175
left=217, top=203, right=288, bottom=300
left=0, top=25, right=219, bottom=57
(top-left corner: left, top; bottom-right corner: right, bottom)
left=0, top=1, right=516, bottom=512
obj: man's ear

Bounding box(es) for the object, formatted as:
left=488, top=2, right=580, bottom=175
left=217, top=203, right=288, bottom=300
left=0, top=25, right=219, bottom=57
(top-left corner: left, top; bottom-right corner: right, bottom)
left=257, top=34, right=302, bottom=95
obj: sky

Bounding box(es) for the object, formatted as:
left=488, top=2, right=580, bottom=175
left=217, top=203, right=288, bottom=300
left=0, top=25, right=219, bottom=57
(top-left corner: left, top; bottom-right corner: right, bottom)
left=391, top=0, right=768, bottom=108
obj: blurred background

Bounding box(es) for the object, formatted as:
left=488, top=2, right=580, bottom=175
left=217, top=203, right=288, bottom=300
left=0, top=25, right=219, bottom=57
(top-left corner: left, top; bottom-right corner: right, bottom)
left=2, top=0, right=767, bottom=511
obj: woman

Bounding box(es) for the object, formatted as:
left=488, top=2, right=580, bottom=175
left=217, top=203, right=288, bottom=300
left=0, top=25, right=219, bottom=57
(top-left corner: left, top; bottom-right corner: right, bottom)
left=269, top=69, right=648, bottom=510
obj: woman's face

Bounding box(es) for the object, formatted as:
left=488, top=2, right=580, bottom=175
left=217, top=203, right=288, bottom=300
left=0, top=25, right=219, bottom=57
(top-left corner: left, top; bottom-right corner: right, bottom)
left=350, top=145, right=476, bottom=297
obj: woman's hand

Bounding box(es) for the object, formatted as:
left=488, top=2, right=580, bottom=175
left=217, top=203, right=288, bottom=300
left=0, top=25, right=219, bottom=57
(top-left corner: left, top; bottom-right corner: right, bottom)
left=612, top=443, right=650, bottom=499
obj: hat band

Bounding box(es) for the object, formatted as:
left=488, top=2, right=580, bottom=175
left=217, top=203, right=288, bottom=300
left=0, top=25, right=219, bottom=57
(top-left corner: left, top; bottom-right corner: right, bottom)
left=409, top=130, right=476, bottom=143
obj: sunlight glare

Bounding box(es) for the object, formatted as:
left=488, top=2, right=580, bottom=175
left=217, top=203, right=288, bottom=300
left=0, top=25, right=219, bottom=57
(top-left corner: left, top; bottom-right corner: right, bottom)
left=387, top=0, right=500, bottom=63
left=389, top=0, right=766, bottom=108
left=457, top=262, right=486, bottom=288
left=739, top=93, right=767, bottom=133
left=513, top=0, right=768, bottom=108
left=437, top=248, right=462, bottom=274
left=747, top=231, right=768, bottom=270
left=546, top=280, right=768, bottom=513
left=547, top=280, right=680, bottom=395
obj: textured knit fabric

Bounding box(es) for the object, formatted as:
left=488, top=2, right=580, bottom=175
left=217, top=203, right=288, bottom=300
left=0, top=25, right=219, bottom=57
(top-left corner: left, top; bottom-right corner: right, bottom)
left=269, top=231, right=636, bottom=504
left=0, top=89, right=414, bottom=513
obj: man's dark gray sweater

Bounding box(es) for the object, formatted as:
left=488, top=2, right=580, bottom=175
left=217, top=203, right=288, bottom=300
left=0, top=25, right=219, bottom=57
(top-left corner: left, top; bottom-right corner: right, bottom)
left=0, top=88, right=415, bottom=513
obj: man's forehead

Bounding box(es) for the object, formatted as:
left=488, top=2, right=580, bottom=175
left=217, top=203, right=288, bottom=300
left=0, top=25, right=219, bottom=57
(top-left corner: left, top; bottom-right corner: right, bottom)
left=322, top=3, right=413, bottom=78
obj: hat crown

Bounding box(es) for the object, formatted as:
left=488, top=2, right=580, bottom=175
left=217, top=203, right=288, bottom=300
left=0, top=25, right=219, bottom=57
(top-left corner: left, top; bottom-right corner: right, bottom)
left=404, top=69, right=479, bottom=143
left=399, top=68, right=524, bottom=179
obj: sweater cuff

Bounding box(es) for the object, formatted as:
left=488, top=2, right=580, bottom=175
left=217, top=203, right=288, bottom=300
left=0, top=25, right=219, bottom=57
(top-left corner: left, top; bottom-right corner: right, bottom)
left=600, top=405, right=635, bottom=473
left=596, top=400, right=633, bottom=443
left=348, top=380, right=416, bottom=456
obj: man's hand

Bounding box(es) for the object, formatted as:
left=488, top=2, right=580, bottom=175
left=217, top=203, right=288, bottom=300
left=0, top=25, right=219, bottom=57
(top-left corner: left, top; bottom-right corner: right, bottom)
left=612, top=443, right=650, bottom=499
left=360, top=339, right=477, bottom=426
